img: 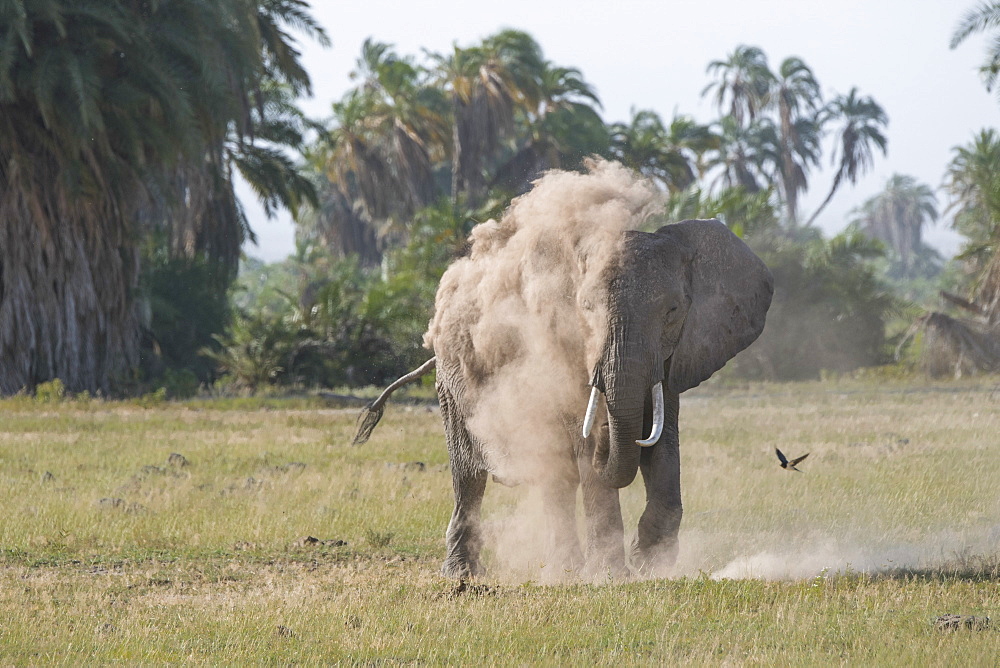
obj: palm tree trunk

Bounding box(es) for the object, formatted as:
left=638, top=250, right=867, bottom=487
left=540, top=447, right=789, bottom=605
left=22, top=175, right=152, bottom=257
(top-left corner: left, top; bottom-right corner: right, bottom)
left=804, top=172, right=843, bottom=227
left=0, top=158, right=140, bottom=395
left=450, top=94, right=465, bottom=204
left=779, top=103, right=798, bottom=227
left=783, top=170, right=799, bottom=227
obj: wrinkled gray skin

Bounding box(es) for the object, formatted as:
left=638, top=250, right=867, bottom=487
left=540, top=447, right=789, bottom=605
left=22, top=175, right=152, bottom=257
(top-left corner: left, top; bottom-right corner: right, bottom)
left=435, top=219, right=772, bottom=579
left=363, top=219, right=773, bottom=579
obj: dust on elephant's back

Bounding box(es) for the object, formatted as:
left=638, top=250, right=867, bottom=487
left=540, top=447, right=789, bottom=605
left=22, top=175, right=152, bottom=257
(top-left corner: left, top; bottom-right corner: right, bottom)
left=422, top=160, right=660, bottom=480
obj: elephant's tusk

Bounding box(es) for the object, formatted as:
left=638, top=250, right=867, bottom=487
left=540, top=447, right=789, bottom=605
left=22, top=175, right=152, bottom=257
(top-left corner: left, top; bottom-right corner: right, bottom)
left=582, top=386, right=600, bottom=438
left=636, top=381, right=664, bottom=446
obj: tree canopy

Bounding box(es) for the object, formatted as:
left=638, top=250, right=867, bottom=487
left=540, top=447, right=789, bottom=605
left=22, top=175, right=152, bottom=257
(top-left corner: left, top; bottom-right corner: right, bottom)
left=8, top=9, right=998, bottom=394
left=0, top=0, right=327, bottom=394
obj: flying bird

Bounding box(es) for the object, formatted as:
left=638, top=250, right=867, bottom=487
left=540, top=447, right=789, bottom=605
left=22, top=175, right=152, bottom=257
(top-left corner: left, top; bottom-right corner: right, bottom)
left=775, top=448, right=809, bottom=472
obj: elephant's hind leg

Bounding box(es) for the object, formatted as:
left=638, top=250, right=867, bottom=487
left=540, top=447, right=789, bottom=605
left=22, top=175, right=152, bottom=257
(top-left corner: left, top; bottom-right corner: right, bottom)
left=438, top=384, right=487, bottom=579
left=442, top=466, right=488, bottom=578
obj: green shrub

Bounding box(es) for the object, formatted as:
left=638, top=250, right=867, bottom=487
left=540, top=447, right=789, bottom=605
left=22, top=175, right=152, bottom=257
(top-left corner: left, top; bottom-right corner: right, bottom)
left=135, top=387, right=168, bottom=407
left=138, top=243, right=231, bottom=383
left=34, top=379, right=66, bottom=403
left=162, top=369, right=200, bottom=399
left=364, top=530, right=394, bottom=548
left=734, top=230, right=902, bottom=381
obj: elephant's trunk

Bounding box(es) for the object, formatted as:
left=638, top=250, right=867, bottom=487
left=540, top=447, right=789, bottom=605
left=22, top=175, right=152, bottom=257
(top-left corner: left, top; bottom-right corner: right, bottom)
left=593, top=386, right=644, bottom=488
left=584, top=382, right=664, bottom=446
left=589, top=334, right=659, bottom=487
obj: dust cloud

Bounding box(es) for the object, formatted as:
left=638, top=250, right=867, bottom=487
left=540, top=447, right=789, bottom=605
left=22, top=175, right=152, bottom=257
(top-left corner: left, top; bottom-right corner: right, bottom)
left=691, top=529, right=1000, bottom=581
left=424, top=159, right=661, bottom=485
left=483, top=515, right=1000, bottom=584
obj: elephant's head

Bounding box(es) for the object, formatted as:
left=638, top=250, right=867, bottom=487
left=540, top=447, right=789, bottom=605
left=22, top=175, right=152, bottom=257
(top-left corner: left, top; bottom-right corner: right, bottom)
left=583, top=219, right=773, bottom=488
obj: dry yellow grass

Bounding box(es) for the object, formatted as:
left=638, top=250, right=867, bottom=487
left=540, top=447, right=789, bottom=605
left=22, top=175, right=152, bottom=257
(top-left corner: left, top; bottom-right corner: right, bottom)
left=1, top=379, right=998, bottom=664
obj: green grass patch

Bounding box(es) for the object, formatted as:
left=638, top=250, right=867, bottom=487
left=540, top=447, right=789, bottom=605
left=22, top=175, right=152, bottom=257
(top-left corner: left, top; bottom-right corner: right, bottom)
left=1, top=379, right=999, bottom=663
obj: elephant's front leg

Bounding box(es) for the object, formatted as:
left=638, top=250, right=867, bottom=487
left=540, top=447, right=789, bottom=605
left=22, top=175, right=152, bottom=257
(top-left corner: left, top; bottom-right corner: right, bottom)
left=577, top=425, right=628, bottom=578
left=538, top=455, right=584, bottom=577
left=632, top=389, right=682, bottom=576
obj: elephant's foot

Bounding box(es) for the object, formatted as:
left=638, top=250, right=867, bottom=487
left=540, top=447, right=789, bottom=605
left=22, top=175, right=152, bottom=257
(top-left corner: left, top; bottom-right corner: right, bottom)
left=442, top=530, right=484, bottom=580
left=580, top=537, right=629, bottom=581
left=580, top=554, right=631, bottom=581
left=549, top=542, right=585, bottom=578
left=633, top=502, right=682, bottom=577
left=441, top=554, right=485, bottom=580
left=630, top=534, right=679, bottom=578
left=526, top=535, right=584, bottom=583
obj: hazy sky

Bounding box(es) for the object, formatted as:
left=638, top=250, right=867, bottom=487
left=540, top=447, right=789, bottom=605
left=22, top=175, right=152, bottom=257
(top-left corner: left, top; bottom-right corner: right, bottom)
left=241, top=0, right=998, bottom=262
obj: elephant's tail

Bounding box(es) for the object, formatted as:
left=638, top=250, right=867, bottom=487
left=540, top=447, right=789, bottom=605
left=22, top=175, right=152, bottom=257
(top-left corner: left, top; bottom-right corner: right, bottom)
left=352, top=357, right=437, bottom=445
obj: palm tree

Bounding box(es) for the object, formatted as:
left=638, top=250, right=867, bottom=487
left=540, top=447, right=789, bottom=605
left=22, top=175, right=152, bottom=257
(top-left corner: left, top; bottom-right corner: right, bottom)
left=350, top=39, right=448, bottom=217
left=428, top=29, right=545, bottom=205
left=316, top=40, right=447, bottom=228
left=702, top=45, right=775, bottom=128
left=310, top=34, right=603, bottom=264
left=949, top=4, right=1000, bottom=321
left=943, top=129, right=1000, bottom=320
left=305, top=89, right=394, bottom=266
left=951, top=2, right=1000, bottom=94
left=665, top=115, right=721, bottom=181
left=0, top=0, right=326, bottom=394
left=535, top=63, right=603, bottom=140
left=0, top=1, right=197, bottom=394
left=851, top=174, right=939, bottom=277
left=490, top=61, right=605, bottom=191
left=704, top=48, right=834, bottom=227
left=307, top=40, right=449, bottom=265
left=610, top=109, right=716, bottom=193
left=230, top=82, right=323, bottom=220
left=702, top=46, right=779, bottom=195
left=706, top=116, right=782, bottom=194
left=772, top=57, right=823, bottom=226
left=147, top=81, right=322, bottom=279
left=294, top=168, right=382, bottom=267
left=943, top=129, right=1000, bottom=245
left=805, top=88, right=889, bottom=226
left=147, top=0, right=328, bottom=278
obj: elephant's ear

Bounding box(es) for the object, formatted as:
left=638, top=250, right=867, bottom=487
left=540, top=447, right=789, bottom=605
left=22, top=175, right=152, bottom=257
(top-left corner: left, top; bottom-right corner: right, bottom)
left=658, top=219, right=774, bottom=393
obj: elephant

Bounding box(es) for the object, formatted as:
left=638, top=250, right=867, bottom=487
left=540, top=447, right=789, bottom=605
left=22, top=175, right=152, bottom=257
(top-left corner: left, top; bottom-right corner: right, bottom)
left=354, top=216, right=773, bottom=580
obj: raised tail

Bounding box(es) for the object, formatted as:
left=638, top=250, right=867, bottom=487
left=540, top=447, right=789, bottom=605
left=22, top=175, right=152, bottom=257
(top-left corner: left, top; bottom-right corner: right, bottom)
left=352, top=357, right=437, bottom=444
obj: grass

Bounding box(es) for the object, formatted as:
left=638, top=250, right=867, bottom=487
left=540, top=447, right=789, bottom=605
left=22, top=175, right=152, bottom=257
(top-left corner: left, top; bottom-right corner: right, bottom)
left=1, top=378, right=999, bottom=664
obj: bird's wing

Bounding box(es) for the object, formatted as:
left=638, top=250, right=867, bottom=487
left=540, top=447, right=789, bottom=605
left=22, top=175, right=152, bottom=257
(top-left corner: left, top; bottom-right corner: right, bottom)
left=775, top=448, right=788, bottom=465
left=789, top=453, right=809, bottom=466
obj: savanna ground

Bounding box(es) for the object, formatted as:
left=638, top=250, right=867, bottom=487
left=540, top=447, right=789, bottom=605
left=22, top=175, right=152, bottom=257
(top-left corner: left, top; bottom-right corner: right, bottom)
left=1, top=378, right=999, bottom=664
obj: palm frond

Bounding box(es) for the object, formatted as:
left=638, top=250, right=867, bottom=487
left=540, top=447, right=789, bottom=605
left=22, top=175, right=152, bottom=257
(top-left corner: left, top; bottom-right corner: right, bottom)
left=950, top=1, right=1000, bottom=48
